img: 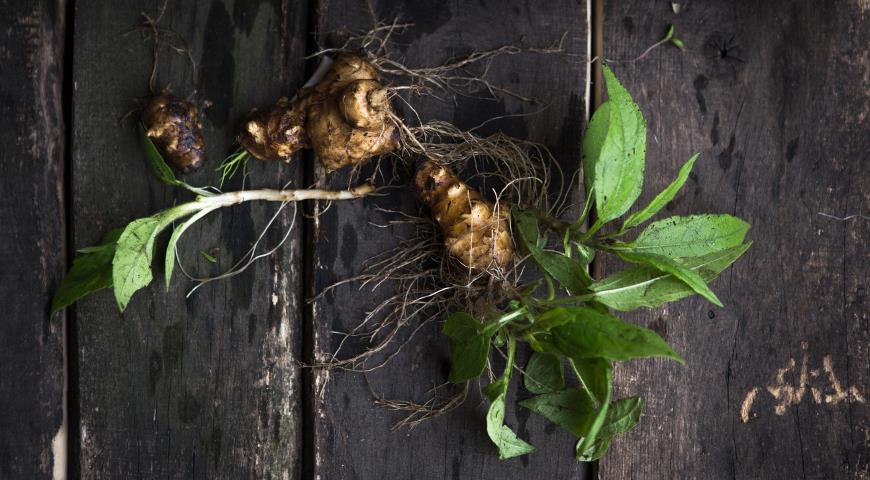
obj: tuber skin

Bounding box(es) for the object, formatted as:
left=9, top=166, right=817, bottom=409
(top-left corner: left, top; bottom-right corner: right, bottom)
left=415, top=160, right=514, bottom=270
left=238, top=97, right=308, bottom=162
left=142, top=93, right=206, bottom=173
left=238, top=54, right=398, bottom=172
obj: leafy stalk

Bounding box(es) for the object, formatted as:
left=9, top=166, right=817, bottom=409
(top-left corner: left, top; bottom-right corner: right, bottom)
left=54, top=184, right=375, bottom=313
left=442, top=65, right=751, bottom=462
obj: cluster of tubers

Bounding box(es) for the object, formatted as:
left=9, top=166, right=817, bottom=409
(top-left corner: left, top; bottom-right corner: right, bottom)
left=140, top=54, right=513, bottom=272
left=238, top=54, right=399, bottom=172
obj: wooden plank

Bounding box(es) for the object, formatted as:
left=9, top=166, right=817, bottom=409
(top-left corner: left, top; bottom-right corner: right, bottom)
left=598, top=1, right=869, bottom=478
left=308, top=1, right=589, bottom=477
left=0, top=1, right=66, bottom=478
left=71, top=1, right=308, bottom=477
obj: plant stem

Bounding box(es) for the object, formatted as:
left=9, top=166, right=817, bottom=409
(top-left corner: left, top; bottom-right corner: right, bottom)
left=196, top=183, right=375, bottom=208
left=484, top=307, right=528, bottom=336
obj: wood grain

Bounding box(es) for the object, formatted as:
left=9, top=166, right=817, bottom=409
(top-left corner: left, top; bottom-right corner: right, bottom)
left=307, top=1, right=590, bottom=478
left=597, top=1, right=870, bottom=479
left=70, top=1, right=307, bottom=477
left=0, top=1, right=66, bottom=478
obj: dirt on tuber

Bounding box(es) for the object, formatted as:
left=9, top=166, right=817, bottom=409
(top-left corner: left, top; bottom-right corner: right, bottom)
left=415, top=160, right=514, bottom=270
left=239, top=54, right=398, bottom=172
left=142, top=92, right=206, bottom=173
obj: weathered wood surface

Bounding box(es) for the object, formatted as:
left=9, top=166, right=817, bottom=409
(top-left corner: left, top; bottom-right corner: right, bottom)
left=0, top=1, right=66, bottom=478
left=308, top=1, right=590, bottom=478
left=71, top=1, right=307, bottom=477
left=598, top=1, right=869, bottom=479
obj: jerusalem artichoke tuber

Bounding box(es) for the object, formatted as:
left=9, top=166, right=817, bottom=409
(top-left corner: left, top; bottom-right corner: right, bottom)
left=415, top=160, right=514, bottom=270
left=237, top=54, right=398, bottom=172
left=142, top=93, right=206, bottom=173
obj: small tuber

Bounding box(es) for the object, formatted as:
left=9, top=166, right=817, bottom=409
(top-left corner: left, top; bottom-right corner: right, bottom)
left=142, top=93, right=206, bottom=173
left=415, top=160, right=514, bottom=270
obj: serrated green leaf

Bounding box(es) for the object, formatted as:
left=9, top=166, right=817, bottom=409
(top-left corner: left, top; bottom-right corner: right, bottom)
left=165, top=207, right=218, bottom=289
left=524, top=352, right=565, bottom=394
left=513, top=207, right=591, bottom=294
left=582, top=100, right=610, bottom=203
left=621, top=153, right=698, bottom=231
left=112, top=205, right=197, bottom=311
left=519, top=389, right=597, bottom=437
left=443, top=312, right=490, bottom=383
left=616, top=250, right=722, bottom=307
left=590, top=243, right=751, bottom=311
left=51, top=229, right=123, bottom=314
left=547, top=307, right=683, bottom=363
left=617, top=214, right=749, bottom=258
left=582, top=65, right=647, bottom=225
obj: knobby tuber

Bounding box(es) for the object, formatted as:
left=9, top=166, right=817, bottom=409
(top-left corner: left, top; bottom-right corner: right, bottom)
left=415, top=160, right=513, bottom=270
left=142, top=92, right=206, bottom=173
left=239, top=54, right=398, bottom=172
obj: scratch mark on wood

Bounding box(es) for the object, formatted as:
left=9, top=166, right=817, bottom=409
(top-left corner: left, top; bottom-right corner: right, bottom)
left=741, top=342, right=866, bottom=423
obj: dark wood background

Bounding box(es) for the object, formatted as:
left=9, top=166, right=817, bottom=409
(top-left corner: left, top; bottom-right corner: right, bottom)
left=0, top=0, right=867, bottom=479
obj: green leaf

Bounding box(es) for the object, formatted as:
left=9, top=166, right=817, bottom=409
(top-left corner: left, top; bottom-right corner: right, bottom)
left=139, top=123, right=214, bottom=197
left=576, top=396, right=643, bottom=461
left=617, top=214, right=750, bottom=258
left=547, top=307, right=683, bottom=363
left=51, top=229, right=123, bottom=313
left=576, top=435, right=612, bottom=462
left=443, top=312, right=490, bottom=383
left=671, top=38, right=685, bottom=50
left=200, top=250, right=217, bottom=263
left=484, top=336, right=535, bottom=459
left=616, top=251, right=722, bottom=307
left=569, top=358, right=613, bottom=454
left=140, top=123, right=181, bottom=186
left=112, top=205, right=197, bottom=311
left=599, top=396, right=643, bottom=438
left=570, top=357, right=612, bottom=406
left=582, top=102, right=611, bottom=200
left=590, top=243, right=751, bottom=311
left=524, top=352, right=565, bottom=394
left=621, top=153, right=698, bottom=231
left=165, top=207, right=218, bottom=289
left=513, top=207, right=591, bottom=294
left=519, top=389, right=597, bottom=437
left=487, top=392, right=536, bottom=459
left=664, top=25, right=675, bottom=41
left=582, top=65, right=647, bottom=225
